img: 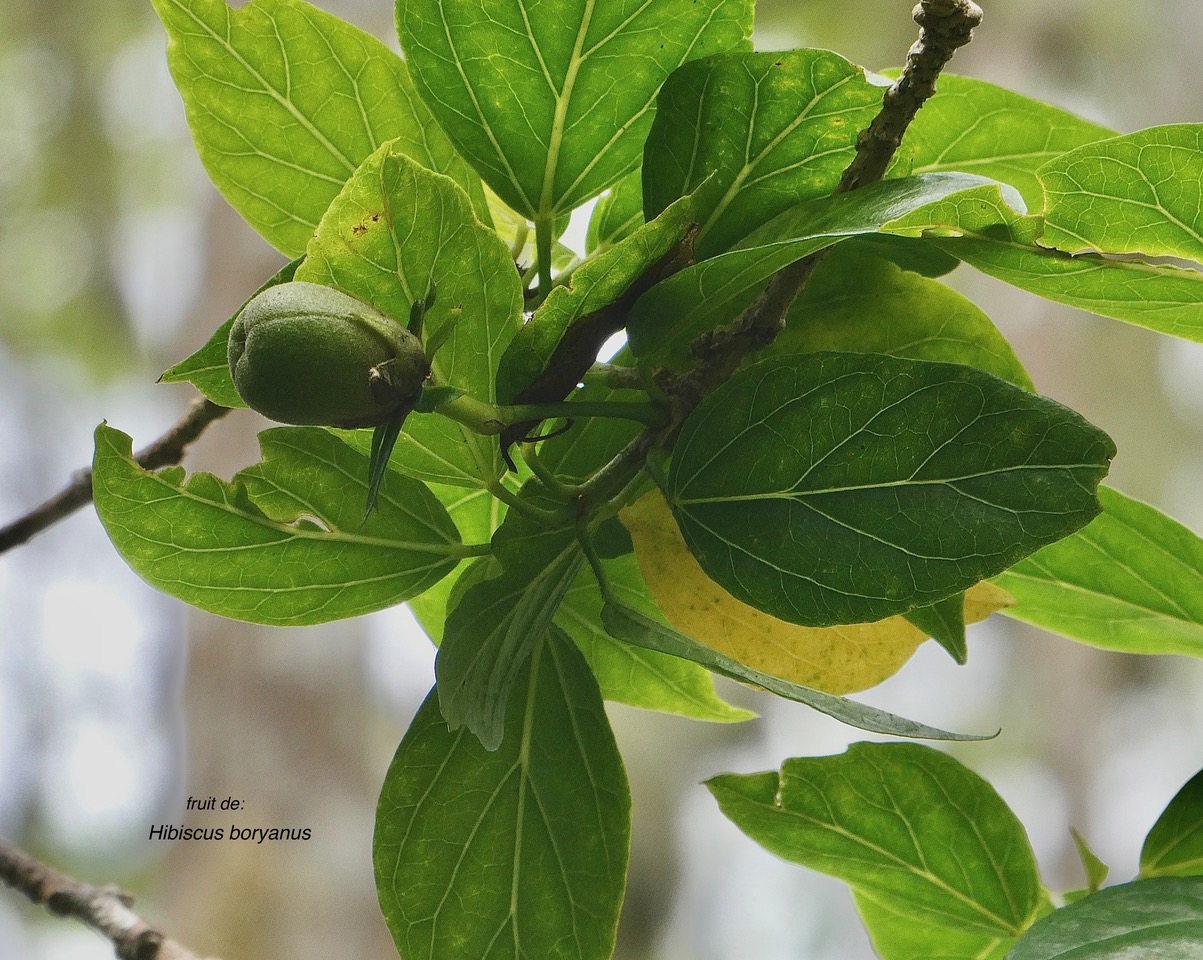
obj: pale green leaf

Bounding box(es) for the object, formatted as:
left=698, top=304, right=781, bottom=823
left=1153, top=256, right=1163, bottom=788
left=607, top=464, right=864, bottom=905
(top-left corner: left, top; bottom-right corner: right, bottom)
left=397, top=0, right=753, bottom=220
left=882, top=184, right=1203, bottom=343
left=93, top=424, right=463, bottom=625
left=855, top=890, right=1015, bottom=960
left=770, top=249, right=1034, bottom=390
left=1142, top=768, right=1203, bottom=879
left=669, top=352, right=1114, bottom=627
left=643, top=49, right=884, bottom=257
left=898, top=73, right=1114, bottom=210
left=375, top=629, right=630, bottom=960
left=586, top=171, right=644, bottom=254
left=1071, top=828, right=1110, bottom=892
left=709, top=743, right=1043, bottom=936
left=994, top=487, right=1203, bottom=657
left=1039, top=125, right=1203, bottom=261
left=1007, top=877, right=1203, bottom=960
left=152, top=0, right=485, bottom=256
left=297, top=144, right=524, bottom=487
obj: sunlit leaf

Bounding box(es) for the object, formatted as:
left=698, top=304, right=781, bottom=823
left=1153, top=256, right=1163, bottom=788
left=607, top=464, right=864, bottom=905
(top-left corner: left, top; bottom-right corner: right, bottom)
left=1142, top=768, right=1203, bottom=879
left=297, top=144, right=524, bottom=487
left=994, top=487, right=1203, bottom=657
left=709, top=743, right=1043, bottom=936
left=152, top=0, right=485, bottom=256
left=883, top=184, right=1203, bottom=343
left=1039, top=125, right=1203, bottom=261
left=397, top=0, right=753, bottom=220
left=93, top=424, right=462, bottom=625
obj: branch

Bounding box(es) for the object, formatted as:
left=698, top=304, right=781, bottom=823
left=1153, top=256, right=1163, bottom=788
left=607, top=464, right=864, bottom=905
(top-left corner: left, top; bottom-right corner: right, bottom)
left=0, top=836, right=219, bottom=960
left=673, top=0, right=984, bottom=410
left=0, top=396, right=230, bottom=555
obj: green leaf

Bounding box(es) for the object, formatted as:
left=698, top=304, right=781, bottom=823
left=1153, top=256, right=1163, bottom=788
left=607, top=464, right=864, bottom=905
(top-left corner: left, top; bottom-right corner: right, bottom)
left=1071, top=828, right=1110, bottom=892
left=1141, top=768, right=1203, bottom=879
left=993, top=487, right=1203, bottom=657
left=643, top=49, right=885, bottom=258
left=159, top=257, right=302, bottom=407
left=152, top=0, right=486, bottom=257
left=586, top=171, right=644, bottom=254
left=905, top=593, right=968, bottom=664
left=1038, top=125, right=1203, bottom=261
left=1006, top=877, right=1203, bottom=960
left=496, top=193, right=694, bottom=406
left=854, top=890, right=1015, bottom=960
left=375, top=629, right=630, bottom=960
left=898, top=73, right=1114, bottom=210
left=435, top=490, right=582, bottom=749
left=408, top=485, right=506, bottom=643
left=557, top=553, right=753, bottom=723
left=668, top=352, right=1115, bottom=627
left=708, top=743, right=1043, bottom=936
left=397, top=0, right=753, bottom=221
left=94, top=423, right=462, bottom=625
left=601, top=601, right=987, bottom=741
left=882, top=184, right=1203, bottom=343
left=770, top=249, right=1034, bottom=390
left=627, top=172, right=1006, bottom=371
left=296, top=144, right=524, bottom=487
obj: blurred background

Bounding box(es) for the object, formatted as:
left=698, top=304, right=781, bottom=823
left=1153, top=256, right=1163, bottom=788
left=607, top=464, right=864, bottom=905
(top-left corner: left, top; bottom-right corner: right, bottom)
left=1, top=0, right=1201, bottom=957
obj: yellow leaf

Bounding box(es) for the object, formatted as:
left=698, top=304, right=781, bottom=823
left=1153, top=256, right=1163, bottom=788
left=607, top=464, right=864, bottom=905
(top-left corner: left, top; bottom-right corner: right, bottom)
left=620, top=491, right=1014, bottom=695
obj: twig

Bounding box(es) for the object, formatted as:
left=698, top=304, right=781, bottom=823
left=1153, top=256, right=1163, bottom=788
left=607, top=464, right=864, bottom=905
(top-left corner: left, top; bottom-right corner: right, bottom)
left=673, top=0, right=984, bottom=410
left=0, top=836, right=218, bottom=960
left=0, top=397, right=230, bottom=554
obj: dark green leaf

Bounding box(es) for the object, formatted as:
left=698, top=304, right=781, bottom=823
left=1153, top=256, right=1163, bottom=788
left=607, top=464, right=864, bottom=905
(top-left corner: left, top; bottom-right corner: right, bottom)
left=297, top=145, right=524, bottom=487
left=601, top=601, right=987, bottom=740
left=557, top=554, right=753, bottom=722
left=397, top=0, right=753, bottom=220
left=375, top=629, right=630, bottom=960
left=159, top=257, right=302, bottom=407
left=1142, top=769, right=1203, bottom=879
left=905, top=593, right=968, bottom=664
left=994, top=487, right=1203, bottom=657
left=1039, top=125, right=1203, bottom=261
left=436, top=489, right=582, bottom=749
left=898, top=73, right=1114, bottom=210
left=643, top=49, right=884, bottom=258
left=882, top=184, right=1203, bottom=343
left=627, top=172, right=1005, bottom=371
left=771, top=249, right=1034, bottom=390
left=94, top=423, right=462, bottom=625
left=152, top=0, right=485, bottom=256
left=1006, top=877, right=1203, bottom=960
left=709, top=743, right=1043, bottom=936
left=668, top=352, right=1114, bottom=626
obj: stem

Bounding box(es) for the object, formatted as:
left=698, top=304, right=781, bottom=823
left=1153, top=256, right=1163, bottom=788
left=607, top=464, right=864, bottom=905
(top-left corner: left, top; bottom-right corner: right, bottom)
left=583, top=363, right=645, bottom=390
left=436, top=394, right=668, bottom=436
left=521, top=443, right=581, bottom=500
left=487, top=477, right=570, bottom=525
left=0, top=835, right=218, bottom=960
left=534, top=215, right=554, bottom=304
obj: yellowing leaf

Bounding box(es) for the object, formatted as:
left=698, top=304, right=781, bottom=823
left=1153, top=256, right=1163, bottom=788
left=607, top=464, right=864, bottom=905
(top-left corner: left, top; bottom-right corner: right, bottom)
left=620, top=491, right=1013, bottom=694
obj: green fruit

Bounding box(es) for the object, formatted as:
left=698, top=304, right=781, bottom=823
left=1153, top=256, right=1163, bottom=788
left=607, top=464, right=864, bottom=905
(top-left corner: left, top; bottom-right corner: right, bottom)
left=228, top=281, right=429, bottom=428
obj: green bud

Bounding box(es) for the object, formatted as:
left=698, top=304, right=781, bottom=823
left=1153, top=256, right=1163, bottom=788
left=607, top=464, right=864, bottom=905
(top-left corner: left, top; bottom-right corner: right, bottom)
left=228, top=281, right=429, bottom=428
